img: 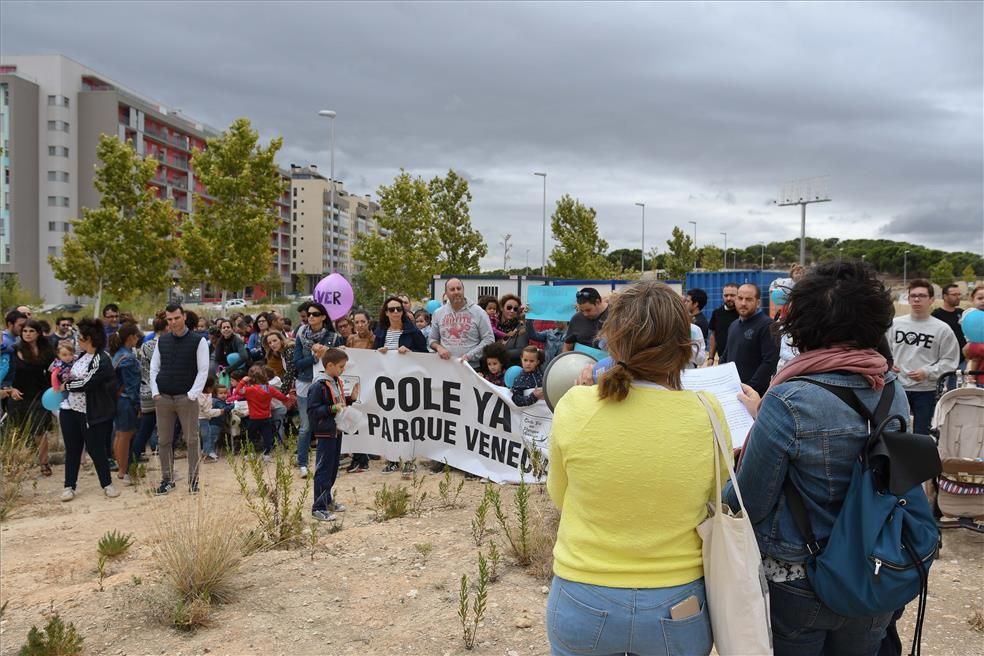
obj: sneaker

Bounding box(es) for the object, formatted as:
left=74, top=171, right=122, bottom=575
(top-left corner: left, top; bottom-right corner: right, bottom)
left=368, top=454, right=381, bottom=461
left=207, top=453, right=219, bottom=462
left=262, top=454, right=273, bottom=464
left=40, top=464, right=52, bottom=477
left=135, top=454, right=149, bottom=463
left=108, top=458, right=119, bottom=472
left=103, top=484, right=120, bottom=498
left=60, top=487, right=75, bottom=502
left=190, top=480, right=199, bottom=495
left=299, top=466, right=309, bottom=478
left=328, top=501, right=347, bottom=512
left=346, top=462, right=368, bottom=473
left=123, top=475, right=135, bottom=487
left=154, top=480, right=175, bottom=496
left=311, top=510, right=337, bottom=522
left=382, top=462, right=399, bottom=474
left=402, top=462, right=416, bottom=475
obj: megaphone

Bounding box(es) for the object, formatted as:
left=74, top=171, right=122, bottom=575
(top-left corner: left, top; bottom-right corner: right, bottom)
left=542, top=351, right=598, bottom=412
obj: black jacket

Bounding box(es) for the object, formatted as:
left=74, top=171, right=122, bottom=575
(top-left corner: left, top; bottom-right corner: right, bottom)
left=372, top=318, right=428, bottom=353
left=63, top=351, right=117, bottom=425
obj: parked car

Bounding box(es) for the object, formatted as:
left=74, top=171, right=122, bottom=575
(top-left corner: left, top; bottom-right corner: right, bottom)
left=225, top=298, right=248, bottom=308
left=49, top=303, right=84, bottom=313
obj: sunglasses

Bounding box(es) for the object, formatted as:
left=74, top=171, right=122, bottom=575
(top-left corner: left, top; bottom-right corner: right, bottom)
left=576, top=293, right=596, bottom=303
left=307, top=311, right=323, bottom=317
left=504, top=304, right=518, bottom=311
left=386, top=306, right=403, bottom=312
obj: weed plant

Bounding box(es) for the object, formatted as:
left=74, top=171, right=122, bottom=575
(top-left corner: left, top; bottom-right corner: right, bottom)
left=18, top=608, right=84, bottom=656
left=471, top=486, right=491, bottom=546
left=438, top=460, right=465, bottom=508
left=373, top=484, right=410, bottom=520
left=458, top=552, right=491, bottom=650
left=97, top=530, right=134, bottom=558
left=487, top=541, right=501, bottom=583
left=1, top=416, right=39, bottom=521
left=488, top=476, right=532, bottom=565
left=229, top=437, right=309, bottom=548
left=95, top=555, right=108, bottom=592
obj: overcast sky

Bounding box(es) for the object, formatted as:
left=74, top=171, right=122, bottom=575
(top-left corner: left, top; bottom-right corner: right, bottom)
left=3, top=1, right=982, bottom=268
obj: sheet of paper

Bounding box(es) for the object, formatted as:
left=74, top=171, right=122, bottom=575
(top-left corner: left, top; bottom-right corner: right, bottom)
left=526, top=285, right=578, bottom=321
left=681, top=362, right=754, bottom=447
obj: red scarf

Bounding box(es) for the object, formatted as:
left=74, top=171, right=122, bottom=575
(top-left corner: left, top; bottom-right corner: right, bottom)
left=770, top=345, right=887, bottom=391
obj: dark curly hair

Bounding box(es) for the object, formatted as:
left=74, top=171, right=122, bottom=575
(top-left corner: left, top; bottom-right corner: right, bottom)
left=781, top=261, right=893, bottom=352
left=76, top=317, right=107, bottom=352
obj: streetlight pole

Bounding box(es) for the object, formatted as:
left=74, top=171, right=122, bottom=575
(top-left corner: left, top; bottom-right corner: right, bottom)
left=688, top=221, right=697, bottom=270
left=534, top=172, right=547, bottom=276
left=760, top=242, right=765, bottom=270
left=525, top=248, right=530, bottom=275
left=776, top=176, right=832, bottom=266
left=635, top=202, right=646, bottom=274
left=720, top=232, right=727, bottom=269
left=318, top=109, right=337, bottom=272
left=903, top=250, right=910, bottom=287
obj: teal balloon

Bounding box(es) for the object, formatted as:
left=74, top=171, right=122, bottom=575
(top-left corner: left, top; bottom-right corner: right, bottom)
left=504, top=365, right=523, bottom=387
left=425, top=299, right=442, bottom=314
left=42, top=388, right=62, bottom=412
left=227, top=352, right=241, bottom=366
left=964, top=309, right=984, bottom=343
left=770, top=287, right=789, bottom=306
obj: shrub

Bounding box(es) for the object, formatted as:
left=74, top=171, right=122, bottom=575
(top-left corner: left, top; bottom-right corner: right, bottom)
left=458, top=552, right=490, bottom=650
left=18, top=611, right=84, bottom=656
left=438, top=461, right=465, bottom=508
left=471, top=486, right=491, bottom=546
left=1, top=418, right=38, bottom=521
left=149, top=497, right=244, bottom=629
left=488, top=476, right=532, bottom=565
left=373, top=483, right=410, bottom=521
left=97, top=530, right=134, bottom=558
left=229, top=437, right=309, bottom=548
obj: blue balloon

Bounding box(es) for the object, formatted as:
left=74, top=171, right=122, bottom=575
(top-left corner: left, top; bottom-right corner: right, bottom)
left=964, top=309, right=984, bottom=343
left=425, top=299, right=442, bottom=314
left=770, top=287, right=789, bottom=306
left=227, top=352, right=241, bottom=366
left=504, top=365, right=523, bottom=388
left=592, top=357, right=615, bottom=383
left=42, top=388, right=62, bottom=412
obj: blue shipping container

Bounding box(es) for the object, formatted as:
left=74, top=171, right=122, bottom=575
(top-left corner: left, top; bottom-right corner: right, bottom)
left=686, top=270, right=788, bottom=322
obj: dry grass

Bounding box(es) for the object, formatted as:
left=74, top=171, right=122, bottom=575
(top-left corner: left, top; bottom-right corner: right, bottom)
left=970, top=607, right=984, bottom=633
left=148, top=496, right=246, bottom=629
left=527, top=500, right=560, bottom=583
left=0, top=419, right=38, bottom=521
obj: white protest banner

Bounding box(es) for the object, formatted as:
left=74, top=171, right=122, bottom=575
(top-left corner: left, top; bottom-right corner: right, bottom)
left=336, top=350, right=552, bottom=484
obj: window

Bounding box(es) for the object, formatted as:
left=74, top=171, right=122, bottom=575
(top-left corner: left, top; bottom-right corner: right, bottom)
left=63, top=223, right=71, bottom=232
left=47, top=196, right=69, bottom=207
left=292, top=187, right=297, bottom=196
left=48, top=246, right=57, bottom=256
left=47, top=95, right=69, bottom=107
left=48, top=146, right=69, bottom=157
left=47, top=171, right=69, bottom=183
left=48, top=221, right=57, bottom=231
left=292, top=200, right=297, bottom=209
left=477, top=285, right=500, bottom=299
left=47, top=120, right=70, bottom=132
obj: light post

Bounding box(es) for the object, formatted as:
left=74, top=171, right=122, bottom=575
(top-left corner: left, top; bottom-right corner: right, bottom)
left=534, top=172, right=547, bottom=276
left=720, top=232, right=727, bottom=269
left=525, top=248, right=530, bottom=275
left=688, top=220, right=697, bottom=270
left=903, top=250, right=911, bottom=287
left=759, top=242, right=765, bottom=270
left=861, top=254, right=866, bottom=263
left=635, top=202, right=646, bottom=273
left=318, top=109, right=337, bottom=272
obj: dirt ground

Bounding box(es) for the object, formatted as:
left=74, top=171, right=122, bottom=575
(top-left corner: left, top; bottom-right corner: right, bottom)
left=0, top=451, right=982, bottom=656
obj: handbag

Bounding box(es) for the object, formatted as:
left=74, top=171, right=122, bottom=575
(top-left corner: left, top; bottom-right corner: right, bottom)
left=695, top=392, right=773, bottom=656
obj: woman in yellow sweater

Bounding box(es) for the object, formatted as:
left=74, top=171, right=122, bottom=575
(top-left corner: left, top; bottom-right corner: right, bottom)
left=546, top=280, right=730, bottom=656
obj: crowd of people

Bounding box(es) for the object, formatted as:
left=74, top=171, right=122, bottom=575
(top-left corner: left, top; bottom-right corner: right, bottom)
left=2, top=264, right=980, bottom=655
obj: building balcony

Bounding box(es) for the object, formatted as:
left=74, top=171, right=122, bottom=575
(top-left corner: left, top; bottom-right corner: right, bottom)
left=144, top=125, right=190, bottom=152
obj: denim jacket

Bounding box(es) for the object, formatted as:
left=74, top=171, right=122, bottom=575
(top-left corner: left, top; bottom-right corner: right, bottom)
left=723, top=370, right=909, bottom=562
left=112, top=347, right=141, bottom=401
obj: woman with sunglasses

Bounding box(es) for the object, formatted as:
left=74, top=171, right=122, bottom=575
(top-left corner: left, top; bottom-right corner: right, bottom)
left=375, top=297, right=428, bottom=474
left=293, top=302, right=344, bottom=478
left=499, top=293, right=530, bottom=367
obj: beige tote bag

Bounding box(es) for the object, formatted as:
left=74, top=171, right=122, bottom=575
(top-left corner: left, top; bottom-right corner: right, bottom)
left=696, top=393, right=773, bottom=656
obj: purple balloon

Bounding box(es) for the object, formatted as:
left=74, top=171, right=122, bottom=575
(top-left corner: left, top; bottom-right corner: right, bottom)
left=313, top=273, right=355, bottom=321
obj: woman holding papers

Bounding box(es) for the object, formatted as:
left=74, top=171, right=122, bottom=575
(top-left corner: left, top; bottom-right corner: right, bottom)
left=724, top=260, right=906, bottom=656
left=546, top=280, right=729, bottom=656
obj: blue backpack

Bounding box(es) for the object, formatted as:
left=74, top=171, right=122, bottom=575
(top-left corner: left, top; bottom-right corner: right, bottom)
left=784, top=379, right=941, bottom=656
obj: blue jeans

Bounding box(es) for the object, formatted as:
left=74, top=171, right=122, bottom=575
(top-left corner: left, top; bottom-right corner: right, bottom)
left=769, top=577, right=892, bottom=656
left=312, top=432, right=342, bottom=512
left=546, top=576, right=711, bottom=656
left=296, top=394, right=312, bottom=467
left=905, top=390, right=936, bottom=436
left=199, top=419, right=220, bottom=456
left=272, top=405, right=287, bottom=446
left=132, top=410, right=158, bottom=457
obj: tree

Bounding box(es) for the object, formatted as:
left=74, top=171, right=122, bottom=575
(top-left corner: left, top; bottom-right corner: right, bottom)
left=699, top=245, right=724, bottom=272
left=49, top=134, right=178, bottom=313
left=179, top=118, right=284, bottom=304
left=352, top=169, right=442, bottom=299
left=963, top=264, right=977, bottom=285
left=928, top=258, right=955, bottom=287
left=547, top=195, right=611, bottom=278
left=664, top=226, right=697, bottom=281
left=430, top=170, right=486, bottom=274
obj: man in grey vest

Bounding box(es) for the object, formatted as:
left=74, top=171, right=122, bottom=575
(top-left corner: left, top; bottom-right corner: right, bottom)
left=150, top=304, right=209, bottom=494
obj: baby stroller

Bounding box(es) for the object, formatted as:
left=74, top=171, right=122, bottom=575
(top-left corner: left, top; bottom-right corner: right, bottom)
left=928, top=370, right=984, bottom=533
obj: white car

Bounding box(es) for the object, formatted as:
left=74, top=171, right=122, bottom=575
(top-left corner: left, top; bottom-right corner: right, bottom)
left=225, top=298, right=248, bottom=308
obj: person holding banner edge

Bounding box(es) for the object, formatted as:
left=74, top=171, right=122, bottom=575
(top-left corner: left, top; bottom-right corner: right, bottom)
left=429, top=278, right=494, bottom=369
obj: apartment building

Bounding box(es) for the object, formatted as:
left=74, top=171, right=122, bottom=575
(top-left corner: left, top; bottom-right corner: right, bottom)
left=0, top=54, right=290, bottom=303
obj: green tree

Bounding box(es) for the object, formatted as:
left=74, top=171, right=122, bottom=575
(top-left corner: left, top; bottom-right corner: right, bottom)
left=352, top=170, right=442, bottom=299
left=928, top=258, right=955, bottom=287
left=664, top=226, right=697, bottom=281
left=962, top=264, right=977, bottom=285
left=699, top=245, right=724, bottom=272
left=179, top=118, right=284, bottom=304
left=430, top=170, right=486, bottom=274
left=548, top=194, right=611, bottom=278
left=49, top=134, right=178, bottom=313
